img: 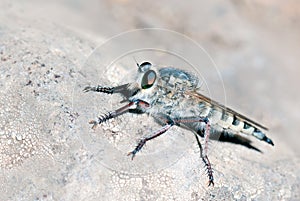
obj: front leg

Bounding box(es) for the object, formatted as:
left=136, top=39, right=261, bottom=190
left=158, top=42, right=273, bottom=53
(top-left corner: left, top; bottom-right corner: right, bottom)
left=83, top=85, right=115, bottom=94
left=84, top=83, right=140, bottom=98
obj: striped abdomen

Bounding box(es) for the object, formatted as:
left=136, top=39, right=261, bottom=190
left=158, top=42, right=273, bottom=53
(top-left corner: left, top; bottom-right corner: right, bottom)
left=197, top=102, right=274, bottom=146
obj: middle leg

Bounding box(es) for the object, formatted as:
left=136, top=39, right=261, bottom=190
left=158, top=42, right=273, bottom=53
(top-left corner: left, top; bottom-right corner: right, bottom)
left=194, top=133, right=214, bottom=187
left=127, top=119, right=174, bottom=160
left=89, top=99, right=150, bottom=129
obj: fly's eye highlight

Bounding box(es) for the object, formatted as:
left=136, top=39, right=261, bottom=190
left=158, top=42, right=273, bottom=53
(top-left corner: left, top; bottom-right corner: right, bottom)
left=138, top=62, right=152, bottom=72
left=141, top=70, right=156, bottom=89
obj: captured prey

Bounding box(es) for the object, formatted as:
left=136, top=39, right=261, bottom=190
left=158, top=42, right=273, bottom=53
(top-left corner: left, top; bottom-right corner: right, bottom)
left=83, top=62, right=274, bottom=186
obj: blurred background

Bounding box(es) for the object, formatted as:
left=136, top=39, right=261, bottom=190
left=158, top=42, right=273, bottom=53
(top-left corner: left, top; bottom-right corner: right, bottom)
left=2, top=0, right=299, bottom=152
left=0, top=0, right=299, bottom=200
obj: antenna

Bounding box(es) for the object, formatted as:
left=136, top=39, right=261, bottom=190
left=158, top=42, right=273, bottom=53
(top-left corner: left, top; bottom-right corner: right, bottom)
left=133, top=56, right=140, bottom=68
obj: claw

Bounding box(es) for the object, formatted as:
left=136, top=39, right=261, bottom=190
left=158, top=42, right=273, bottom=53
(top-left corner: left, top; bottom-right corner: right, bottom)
left=208, top=179, right=214, bottom=187
left=127, top=151, right=137, bottom=160
left=127, top=139, right=145, bottom=160
left=89, top=120, right=98, bottom=129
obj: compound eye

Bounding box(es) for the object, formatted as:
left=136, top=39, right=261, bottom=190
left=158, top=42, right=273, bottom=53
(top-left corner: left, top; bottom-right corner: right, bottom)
left=141, top=70, right=156, bottom=89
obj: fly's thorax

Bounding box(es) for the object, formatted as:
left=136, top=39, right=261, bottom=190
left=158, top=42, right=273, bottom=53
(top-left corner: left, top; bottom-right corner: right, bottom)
left=158, top=67, right=200, bottom=92
left=149, top=93, right=199, bottom=119
left=131, top=64, right=200, bottom=108
left=146, top=67, right=201, bottom=111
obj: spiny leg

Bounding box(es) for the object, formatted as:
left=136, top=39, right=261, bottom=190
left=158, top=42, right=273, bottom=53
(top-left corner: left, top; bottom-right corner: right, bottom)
left=203, top=122, right=214, bottom=187
left=83, top=83, right=140, bottom=98
left=89, top=99, right=149, bottom=129
left=83, top=85, right=115, bottom=94
left=174, top=116, right=211, bottom=156
left=83, top=83, right=130, bottom=94
left=175, top=116, right=214, bottom=186
left=89, top=102, right=132, bottom=129
left=203, top=119, right=211, bottom=158
left=194, top=133, right=214, bottom=187
left=127, top=121, right=174, bottom=160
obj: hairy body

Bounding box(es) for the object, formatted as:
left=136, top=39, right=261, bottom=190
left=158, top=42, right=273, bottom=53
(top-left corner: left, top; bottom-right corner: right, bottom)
left=84, top=62, right=274, bottom=186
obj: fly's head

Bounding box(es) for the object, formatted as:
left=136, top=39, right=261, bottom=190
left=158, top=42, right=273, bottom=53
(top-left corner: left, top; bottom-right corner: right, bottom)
left=129, top=62, right=160, bottom=106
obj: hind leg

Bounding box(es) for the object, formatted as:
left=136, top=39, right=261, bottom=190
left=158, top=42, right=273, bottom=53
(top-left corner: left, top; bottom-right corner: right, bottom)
left=194, top=128, right=214, bottom=186
left=174, top=116, right=214, bottom=186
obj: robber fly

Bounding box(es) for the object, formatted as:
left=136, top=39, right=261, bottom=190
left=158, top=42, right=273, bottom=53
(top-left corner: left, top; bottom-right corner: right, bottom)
left=83, top=62, right=274, bottom=186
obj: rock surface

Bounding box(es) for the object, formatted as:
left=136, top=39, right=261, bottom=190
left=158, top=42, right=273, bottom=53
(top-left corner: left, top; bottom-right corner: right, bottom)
left=0, top=0, right=299, bottom=200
